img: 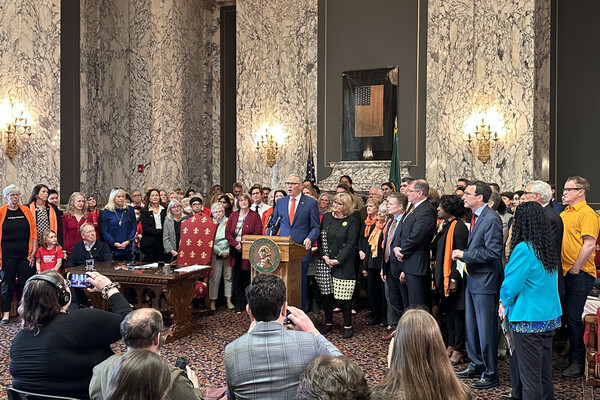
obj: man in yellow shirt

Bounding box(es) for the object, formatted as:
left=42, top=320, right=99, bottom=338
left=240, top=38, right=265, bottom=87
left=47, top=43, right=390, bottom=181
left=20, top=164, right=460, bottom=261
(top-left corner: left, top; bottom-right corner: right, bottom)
left=560, top=176, right=600, bottom=378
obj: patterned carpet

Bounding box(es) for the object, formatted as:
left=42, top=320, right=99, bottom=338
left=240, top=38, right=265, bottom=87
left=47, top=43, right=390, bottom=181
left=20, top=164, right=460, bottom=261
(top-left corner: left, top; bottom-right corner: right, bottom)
left=0, top=305, right=597, bottom=399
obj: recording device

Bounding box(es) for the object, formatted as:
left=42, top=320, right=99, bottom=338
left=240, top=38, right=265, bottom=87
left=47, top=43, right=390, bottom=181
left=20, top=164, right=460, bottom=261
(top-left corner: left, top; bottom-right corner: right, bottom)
left=174, top=356, right=190, bottom=376
left=270, top=215, right=283, bottom=236
left=265, top=213, right=274, bottom=229
left=68, top=273, right=93, bottom=289
left=283, top=309, right=295, bottom=326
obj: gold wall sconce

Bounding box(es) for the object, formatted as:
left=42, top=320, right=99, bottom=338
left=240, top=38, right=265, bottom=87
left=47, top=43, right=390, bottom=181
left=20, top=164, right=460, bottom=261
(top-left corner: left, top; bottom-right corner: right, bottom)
left=255, top=123, right=284, bottom=167
left=1, top=99, right=34, bottom=159
left=463, top=108, right=505, bottom=164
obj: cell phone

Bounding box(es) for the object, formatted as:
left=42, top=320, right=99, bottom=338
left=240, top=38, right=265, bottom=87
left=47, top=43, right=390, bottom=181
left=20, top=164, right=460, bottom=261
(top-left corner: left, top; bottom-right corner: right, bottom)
left=283, top=310, right=295, bottom=326
left=69, top=273, right=93, bottom=289
left=174, top=356, right=190, bottom=374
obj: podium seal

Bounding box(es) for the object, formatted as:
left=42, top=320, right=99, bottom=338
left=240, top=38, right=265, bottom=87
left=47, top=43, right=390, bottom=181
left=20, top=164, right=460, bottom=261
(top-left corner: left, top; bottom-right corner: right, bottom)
left=249, top=238, right=281, bottom=273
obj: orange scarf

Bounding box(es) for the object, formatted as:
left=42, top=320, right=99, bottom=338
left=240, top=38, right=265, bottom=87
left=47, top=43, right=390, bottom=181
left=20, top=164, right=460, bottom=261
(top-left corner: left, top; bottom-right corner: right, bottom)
left=442, top=219, right=457, bottom=297
left=30, top=202, right=58, bottom=234
left=363, top=214, right=377, bottom=237
left=368, top=220, right=387, bottom=258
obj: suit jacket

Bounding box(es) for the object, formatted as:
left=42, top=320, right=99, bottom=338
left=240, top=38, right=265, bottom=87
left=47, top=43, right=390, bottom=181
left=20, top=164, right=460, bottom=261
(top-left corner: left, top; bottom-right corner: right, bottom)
left=225, top=321, right=340, bottom=400
left=392, top=201, right=437, bottom=276
left=544, top=203, right=565, bottom=296
left=140, top=208, right=167, bottom=247
left=461, top=205, right=503, bottom=294
left=319, top=212, right=359, bottom=280
left=269, top=194, right=320, bottom=248
left=382, top=217, right=403, bottom=278
left=66, top=240, right=112, bottom=268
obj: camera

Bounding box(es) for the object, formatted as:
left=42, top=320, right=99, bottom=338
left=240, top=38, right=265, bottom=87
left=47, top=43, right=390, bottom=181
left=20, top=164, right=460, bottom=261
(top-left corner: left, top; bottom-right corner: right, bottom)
left=174, top=356, right=190, bottom=376
left=283, top=310, right=295, bottom=326
left=68, top=273, right=93, bottom=289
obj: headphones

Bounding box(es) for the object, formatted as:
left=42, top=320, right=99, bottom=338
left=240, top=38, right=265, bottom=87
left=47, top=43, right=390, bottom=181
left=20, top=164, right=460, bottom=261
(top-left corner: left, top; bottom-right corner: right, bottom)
left=27, top=274, right=71, bottom=307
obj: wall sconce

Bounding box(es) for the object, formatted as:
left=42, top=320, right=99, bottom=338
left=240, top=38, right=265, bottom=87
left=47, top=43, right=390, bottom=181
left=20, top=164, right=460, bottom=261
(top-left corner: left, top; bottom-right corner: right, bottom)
left=463, top=108, right=505, bottom=164
left=255, top=124, right=284, bottom=167
left=1, top=99, right=34, bottom=159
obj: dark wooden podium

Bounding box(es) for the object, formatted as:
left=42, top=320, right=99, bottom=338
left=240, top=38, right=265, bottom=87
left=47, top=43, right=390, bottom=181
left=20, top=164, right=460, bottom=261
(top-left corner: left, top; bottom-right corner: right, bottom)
left=242, top=235, right=307, bottom=308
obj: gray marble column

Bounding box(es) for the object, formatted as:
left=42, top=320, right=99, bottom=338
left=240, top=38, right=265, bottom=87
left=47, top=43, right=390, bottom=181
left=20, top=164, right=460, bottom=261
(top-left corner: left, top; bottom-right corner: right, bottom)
left=0, top=0, right=60, bottom=193
left=236, top=0, right=318, bottom=189
left=426, top=0, right=551, bottom=194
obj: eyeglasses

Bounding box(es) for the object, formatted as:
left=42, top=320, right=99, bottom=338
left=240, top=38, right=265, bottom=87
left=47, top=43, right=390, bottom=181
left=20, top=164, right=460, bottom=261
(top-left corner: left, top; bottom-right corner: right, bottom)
left=563, top=187, right=583, bottom=192
left=8, top=193, right=20, bottom=197
left=285, top=182, right=300, bottom=186
left=522, top=191, right=534, bottom=196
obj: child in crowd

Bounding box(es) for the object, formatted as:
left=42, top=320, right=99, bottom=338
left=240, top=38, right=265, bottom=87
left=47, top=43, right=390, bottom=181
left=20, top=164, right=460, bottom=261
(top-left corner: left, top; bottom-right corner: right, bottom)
left=35, top=229, right=63, bottom=273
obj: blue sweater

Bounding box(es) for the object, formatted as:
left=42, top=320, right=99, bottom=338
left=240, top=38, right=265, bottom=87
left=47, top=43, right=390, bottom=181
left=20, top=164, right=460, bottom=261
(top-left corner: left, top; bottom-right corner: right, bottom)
left=100, top=206, right=137, bottom=256
left=500, top=242, right=562, bottom=323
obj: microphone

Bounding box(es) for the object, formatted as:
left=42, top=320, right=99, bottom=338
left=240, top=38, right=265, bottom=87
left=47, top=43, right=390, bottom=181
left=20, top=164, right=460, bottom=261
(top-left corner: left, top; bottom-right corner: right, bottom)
left=271, top=215, right=283, bottom=236
left=265, top=213, right=274, bottom=228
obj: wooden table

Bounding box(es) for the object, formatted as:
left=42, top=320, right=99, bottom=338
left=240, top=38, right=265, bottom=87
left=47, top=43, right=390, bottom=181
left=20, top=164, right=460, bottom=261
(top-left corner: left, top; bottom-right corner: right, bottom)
left=66, top=261, right=210, bottom=343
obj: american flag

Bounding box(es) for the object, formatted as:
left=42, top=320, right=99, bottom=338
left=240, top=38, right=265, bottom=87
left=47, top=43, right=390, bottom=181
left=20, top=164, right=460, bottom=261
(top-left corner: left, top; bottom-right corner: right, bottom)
left=355, top=85, right=384, bottom=137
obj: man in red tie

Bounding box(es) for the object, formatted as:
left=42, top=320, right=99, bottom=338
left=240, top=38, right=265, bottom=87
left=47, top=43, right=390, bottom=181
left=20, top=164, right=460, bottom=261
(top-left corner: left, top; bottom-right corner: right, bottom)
left=268, top=174, right=320, bottom=310
left=452, top=180, right=503, bottom=390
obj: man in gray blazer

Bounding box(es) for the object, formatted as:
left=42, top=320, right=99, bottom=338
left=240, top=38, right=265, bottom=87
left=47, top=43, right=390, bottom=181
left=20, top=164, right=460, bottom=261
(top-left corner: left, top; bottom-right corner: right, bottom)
left=225, top=274, right=340, bottom=400
left=452, top=180, right=503, bottom=390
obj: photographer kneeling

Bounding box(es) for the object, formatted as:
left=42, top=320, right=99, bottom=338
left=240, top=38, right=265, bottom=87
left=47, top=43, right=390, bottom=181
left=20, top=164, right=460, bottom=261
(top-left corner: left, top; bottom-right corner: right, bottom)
left=10, top=270, right=133, bottom=399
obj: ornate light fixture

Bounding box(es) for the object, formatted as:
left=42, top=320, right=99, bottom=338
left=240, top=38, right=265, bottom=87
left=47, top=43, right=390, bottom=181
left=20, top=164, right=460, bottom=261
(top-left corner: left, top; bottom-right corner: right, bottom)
left=1, top=99, right=34, bottom=159
left=463, top=108, right=505, bottom=164
left=255, top=124, right=284, bottom=167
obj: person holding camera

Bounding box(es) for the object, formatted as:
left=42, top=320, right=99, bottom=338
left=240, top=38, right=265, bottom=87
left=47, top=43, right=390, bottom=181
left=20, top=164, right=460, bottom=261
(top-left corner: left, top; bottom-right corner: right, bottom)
left=89, top=308, right=203, bottom=400
left=9, top=269, right=133, bottom=399
left=225, top=274, right=341, bottom=399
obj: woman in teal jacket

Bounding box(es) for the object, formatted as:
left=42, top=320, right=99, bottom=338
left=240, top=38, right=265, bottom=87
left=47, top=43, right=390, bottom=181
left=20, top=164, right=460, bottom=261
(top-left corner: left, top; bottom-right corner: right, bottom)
left=499, top=201, right=561, bottom=400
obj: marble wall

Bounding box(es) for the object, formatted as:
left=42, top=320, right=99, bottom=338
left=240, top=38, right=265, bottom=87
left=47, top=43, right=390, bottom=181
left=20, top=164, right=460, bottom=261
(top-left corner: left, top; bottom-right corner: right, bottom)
left=81, top=0, right=227, bottom=199
left=0, top=0, right=60, bottom=196
left=236, top=0, right=318, bottom=190
left=426, top=0, right=551, bottom=194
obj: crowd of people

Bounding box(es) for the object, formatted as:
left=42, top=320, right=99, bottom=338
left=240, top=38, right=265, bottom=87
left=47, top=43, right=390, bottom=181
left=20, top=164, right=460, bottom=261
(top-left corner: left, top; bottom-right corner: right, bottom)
left=0, top=172, right=597, bottom=399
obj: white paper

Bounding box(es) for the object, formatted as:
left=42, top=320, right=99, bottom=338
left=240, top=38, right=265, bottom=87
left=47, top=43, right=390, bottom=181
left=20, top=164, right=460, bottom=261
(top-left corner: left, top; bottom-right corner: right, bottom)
left=456, top=259, right=466, bottom=277
left=174, top=265, right=211, bottom=273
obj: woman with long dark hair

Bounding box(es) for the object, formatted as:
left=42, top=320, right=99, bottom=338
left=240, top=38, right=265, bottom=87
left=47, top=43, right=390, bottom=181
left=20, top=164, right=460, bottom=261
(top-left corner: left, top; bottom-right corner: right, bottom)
left=499, top=201, right=561, bottom=400
left=10, top=269, right=133, bottom=398
left=219, top=194, right=233, bottom=217
left=27, top=184, right=63, bottom=246
left=430, top=195, right=469, bottom=365
left=140, top=189, right=167, bottom=262
left=105, top=350, right=172, bottom=400
left=371, top=309, right=470, bottom=400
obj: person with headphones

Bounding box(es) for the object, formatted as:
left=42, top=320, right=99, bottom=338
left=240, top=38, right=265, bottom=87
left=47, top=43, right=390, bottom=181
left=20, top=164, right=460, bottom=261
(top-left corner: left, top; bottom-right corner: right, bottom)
left=9, top=269, right=133, bottom=399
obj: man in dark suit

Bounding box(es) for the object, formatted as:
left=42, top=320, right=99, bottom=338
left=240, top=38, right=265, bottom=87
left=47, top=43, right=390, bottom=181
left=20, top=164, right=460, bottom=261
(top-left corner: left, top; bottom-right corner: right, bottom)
left=392, top=179, right=437, bottom=309
left=269, top=174, right=320, bottom=310
left=381, top=193, right=409, bottom=329
left=452, top=180, right=503, bottom=390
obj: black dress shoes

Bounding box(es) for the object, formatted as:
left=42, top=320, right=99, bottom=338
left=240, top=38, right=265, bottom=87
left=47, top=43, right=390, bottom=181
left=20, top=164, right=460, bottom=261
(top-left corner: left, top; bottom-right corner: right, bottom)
left=471, top=378, right=499, bottom=390
left=455, top=368, right=481, bottom=379
left=562, top=362, right=584, bottom=378
left=501, top=391, right=520, bottom=400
